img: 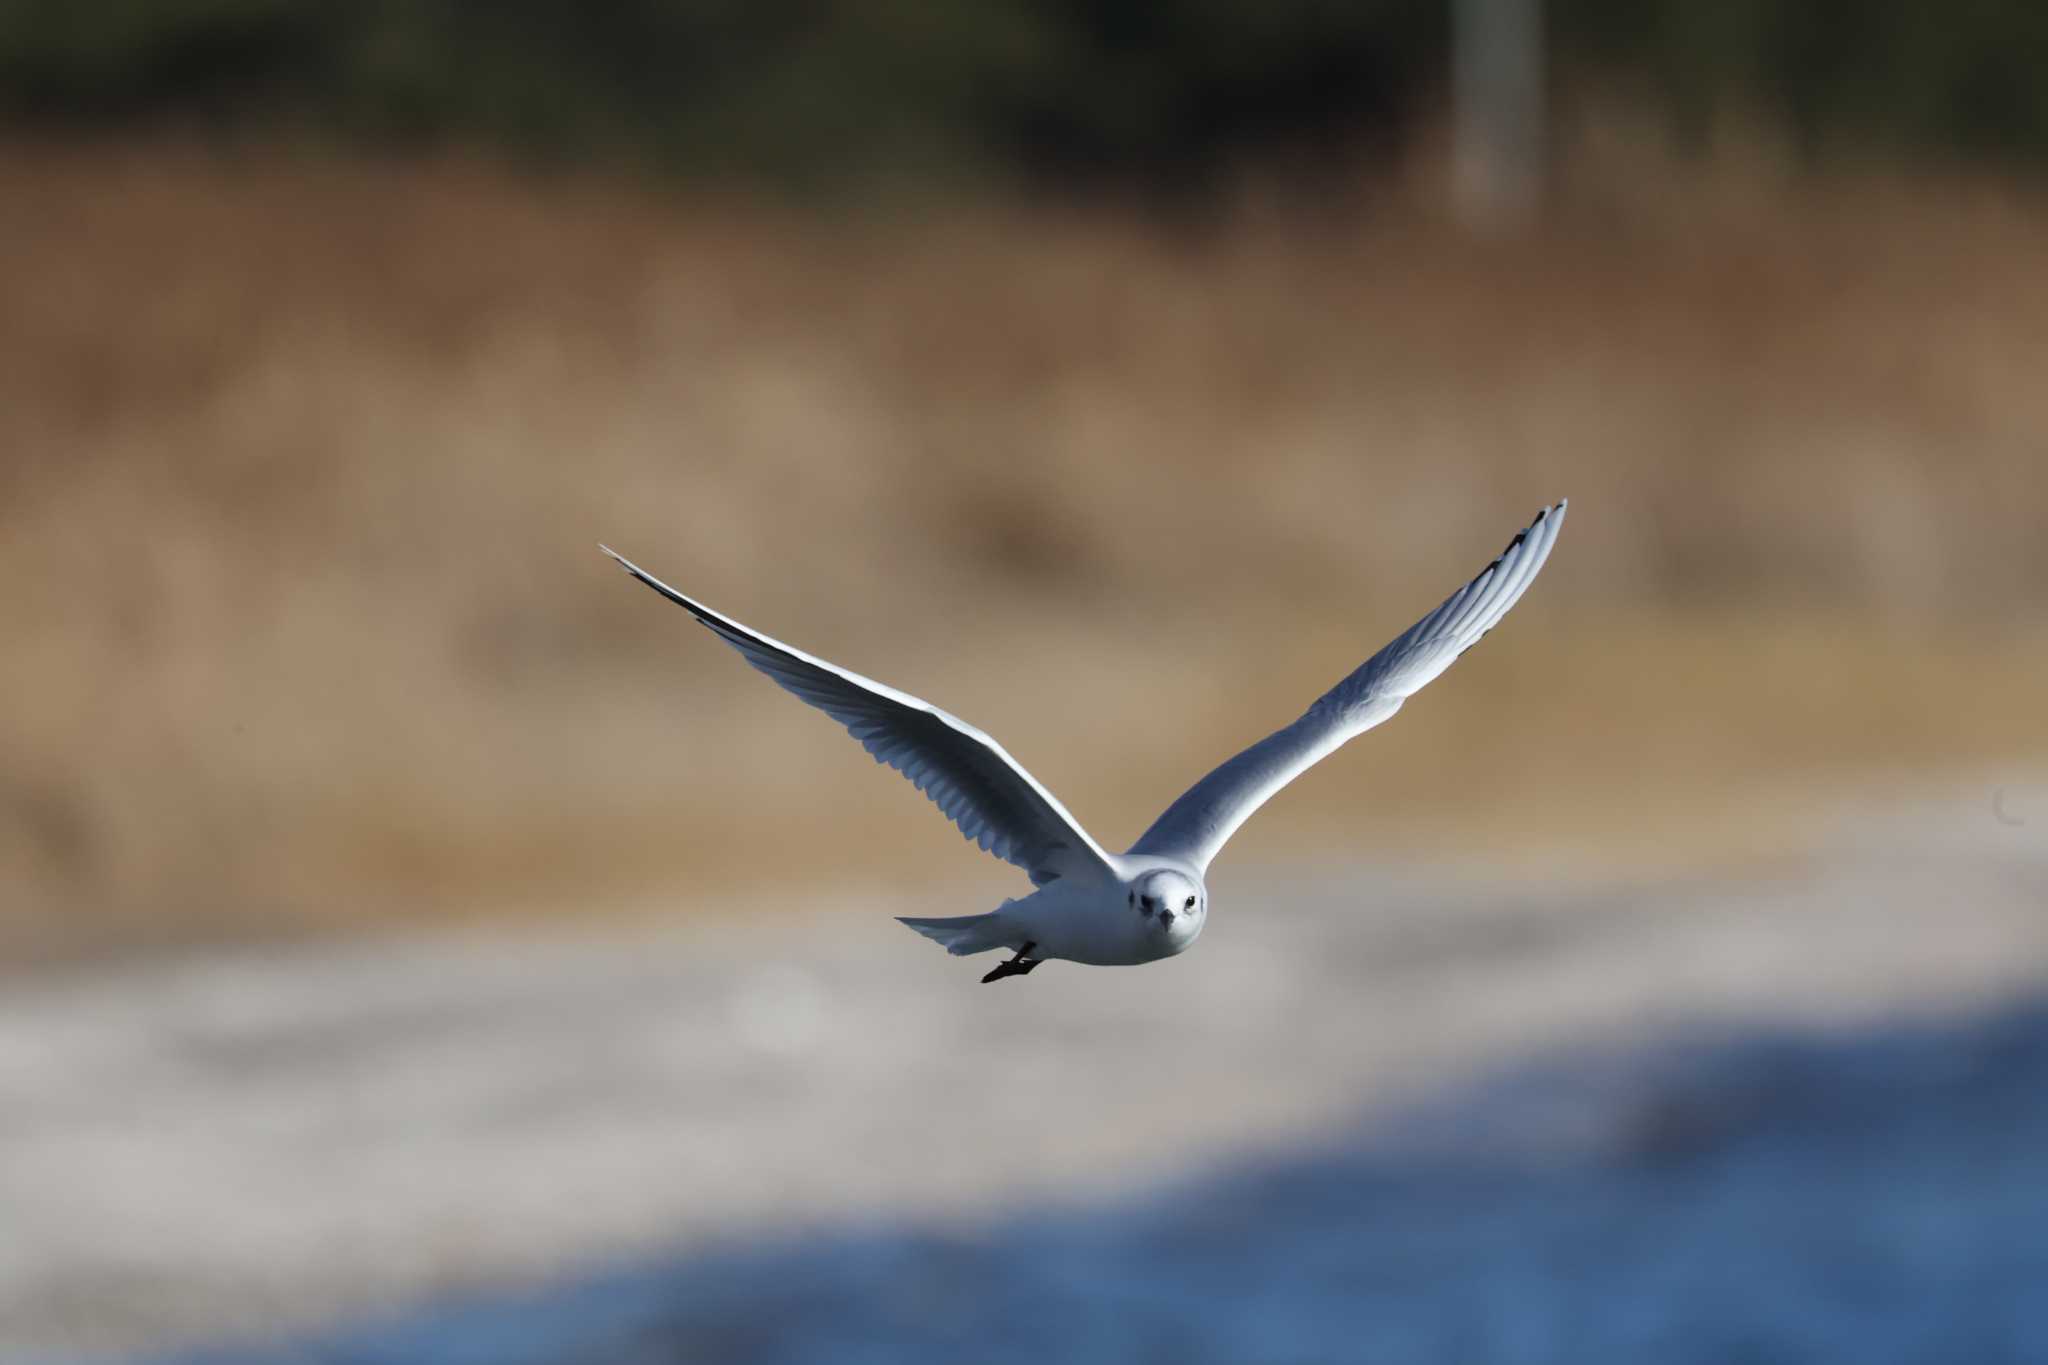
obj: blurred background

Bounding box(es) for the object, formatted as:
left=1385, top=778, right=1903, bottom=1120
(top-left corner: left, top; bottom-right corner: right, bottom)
left=3, top=3, right=2046, bottom=1361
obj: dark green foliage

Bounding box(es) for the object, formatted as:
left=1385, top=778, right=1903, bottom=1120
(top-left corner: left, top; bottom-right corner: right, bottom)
left=1555, top=0, right=2048, bottom=166
left=0, top=0, right=1441, bottom=192
left=2, top=1, right=2046, bottom=187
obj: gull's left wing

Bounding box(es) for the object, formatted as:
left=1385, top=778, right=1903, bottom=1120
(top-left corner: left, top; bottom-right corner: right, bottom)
left=603, top=547, right=1119, bottom=888
left=1128, top=500, right=1567, bottom=873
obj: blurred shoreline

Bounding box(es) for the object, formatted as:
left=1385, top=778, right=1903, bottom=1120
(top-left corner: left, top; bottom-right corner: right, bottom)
left=4, top=779, right=2042, bottom=1359
left=172, top=999, right=2048, bottom=1365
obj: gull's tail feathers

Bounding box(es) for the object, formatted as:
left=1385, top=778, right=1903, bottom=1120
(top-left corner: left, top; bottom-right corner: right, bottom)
left=896, top=912, right=1008, bottom=957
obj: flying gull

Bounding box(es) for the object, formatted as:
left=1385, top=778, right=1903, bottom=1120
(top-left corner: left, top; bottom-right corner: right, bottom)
left=602, top=499, right=1565, bottom=983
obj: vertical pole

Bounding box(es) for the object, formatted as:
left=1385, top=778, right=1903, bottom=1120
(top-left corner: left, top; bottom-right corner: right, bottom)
left=1452, top=0, right=1545, bottom=233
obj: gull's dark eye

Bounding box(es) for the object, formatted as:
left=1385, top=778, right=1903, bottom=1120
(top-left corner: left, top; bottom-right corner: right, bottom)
left=1183, top=896, right=1196, bottom=910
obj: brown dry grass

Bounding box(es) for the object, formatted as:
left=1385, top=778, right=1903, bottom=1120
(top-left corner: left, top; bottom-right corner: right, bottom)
left=5, top=129, right=2047, bottom=962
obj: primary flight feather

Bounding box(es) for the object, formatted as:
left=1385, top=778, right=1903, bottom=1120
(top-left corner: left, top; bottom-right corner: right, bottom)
left=603, top=498, right=1565, bottom=984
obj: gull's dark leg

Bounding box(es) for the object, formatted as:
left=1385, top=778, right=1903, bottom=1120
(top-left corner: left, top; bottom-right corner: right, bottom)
left=980, top=940, right=1041, bottom=984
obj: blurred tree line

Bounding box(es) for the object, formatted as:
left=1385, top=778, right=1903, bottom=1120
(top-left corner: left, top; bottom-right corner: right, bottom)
left=3, top=0, right=2046, bottom=190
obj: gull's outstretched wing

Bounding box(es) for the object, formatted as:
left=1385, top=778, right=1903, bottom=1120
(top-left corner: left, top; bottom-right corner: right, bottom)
left=1129, top=500, right=1567, bottom=873
left=603, top=548, right=1118, bottom=888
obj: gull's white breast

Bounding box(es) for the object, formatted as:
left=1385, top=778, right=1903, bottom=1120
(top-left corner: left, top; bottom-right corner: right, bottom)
left=995, top=878, right=1203, bottom=967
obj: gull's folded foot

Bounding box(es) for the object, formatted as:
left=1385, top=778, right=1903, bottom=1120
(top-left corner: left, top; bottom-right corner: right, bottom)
left=980, top=941, right=1041, bottom=984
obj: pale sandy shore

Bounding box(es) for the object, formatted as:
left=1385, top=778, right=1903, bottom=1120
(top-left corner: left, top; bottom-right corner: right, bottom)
left=3, top=782, right=2044, bottom=1361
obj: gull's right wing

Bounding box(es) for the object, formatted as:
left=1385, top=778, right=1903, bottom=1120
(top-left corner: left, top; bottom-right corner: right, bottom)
left=1129, top=500, right=1567, bottom=873
left=603, top=548, right=1119, bottom=889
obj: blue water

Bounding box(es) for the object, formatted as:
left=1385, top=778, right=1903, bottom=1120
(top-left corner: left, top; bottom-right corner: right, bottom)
left=175, top=1001, right=2048, bottom=1365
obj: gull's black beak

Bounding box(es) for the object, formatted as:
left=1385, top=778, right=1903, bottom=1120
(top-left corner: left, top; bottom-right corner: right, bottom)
left=1157, top=909, right=1176, bottom=929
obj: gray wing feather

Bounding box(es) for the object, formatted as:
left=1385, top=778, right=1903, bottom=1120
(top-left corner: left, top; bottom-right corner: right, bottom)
left=603, top=548, right=1117, bottom=887
left=1129, top=500, right=1567, bottom=872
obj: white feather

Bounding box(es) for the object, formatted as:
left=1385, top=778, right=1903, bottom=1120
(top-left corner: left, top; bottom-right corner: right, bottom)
left=1128, top=500, right=1567, bottom=872
left=601, top=547, right=1119, bottom=889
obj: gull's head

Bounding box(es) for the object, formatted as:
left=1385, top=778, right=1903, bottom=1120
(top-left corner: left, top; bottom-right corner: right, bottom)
left=1128, top=868, right=1205, bottom=949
